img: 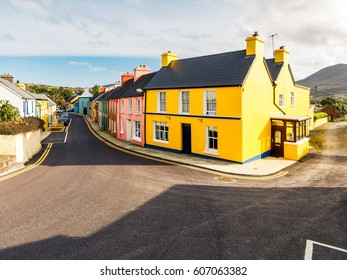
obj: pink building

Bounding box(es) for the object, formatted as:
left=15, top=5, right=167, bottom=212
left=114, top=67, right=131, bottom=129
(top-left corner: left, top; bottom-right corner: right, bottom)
left=109, top=66, right=156, bottom=147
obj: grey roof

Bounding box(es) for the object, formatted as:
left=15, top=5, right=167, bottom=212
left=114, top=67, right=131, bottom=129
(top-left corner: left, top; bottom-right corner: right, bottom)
left=120, top=72, right=157, bottom=98
left=30, top=93, right=56, bottom=107
left=265, top=59, right=283, bottom=81
left=144, top=50, right=255, bottom=90
left=0, top=78, right=34, bottom=99
left=108, top=79, right=134, bottom=99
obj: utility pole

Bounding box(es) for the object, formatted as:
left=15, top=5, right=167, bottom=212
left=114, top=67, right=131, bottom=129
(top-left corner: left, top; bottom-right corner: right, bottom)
left=268, top=33, right=278, bottom=56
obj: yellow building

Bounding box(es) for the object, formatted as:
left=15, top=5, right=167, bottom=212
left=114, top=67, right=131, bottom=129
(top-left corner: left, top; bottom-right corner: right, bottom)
left=144, top=33, right=311, bottom=163
left=33, top=94, right=49, bottom=129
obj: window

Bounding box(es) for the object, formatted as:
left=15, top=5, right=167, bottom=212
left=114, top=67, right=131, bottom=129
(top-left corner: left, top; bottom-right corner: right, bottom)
left=158, top=92, right=166, bottom=112
left=136, top=99, right=141, bottom=114
left=113, top=120, right=117, bottom=133
left=181, top=91, right=190, bottom=114
left=133, top=120, right=141, bottom=141
left=290, top=92, right=295, bottom=106
left=206, top=126, right=218, bottom=153
left=205, top=90, right=216, bottom=115
left=120, top=118, right=124, bottom=134
left=128, top=99, right=132, bottom=114
left=279, top=94, right=284, bottom=107
left=154, top=121, right=169, bottom=142
left=120, top=100, right=125, bottom=113
left=114, top=101, right=117, bottom=115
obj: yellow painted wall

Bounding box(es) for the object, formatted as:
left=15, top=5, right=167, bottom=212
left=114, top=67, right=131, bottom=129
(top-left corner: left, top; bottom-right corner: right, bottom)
left=241, top=57, right=276, bottom=162
left=274, top=66, right=310, bottom=117
left=36, top=99, right=49, bottom=128
left=284, top=138, right=309, bottom=160
left=145, top=87, right=244, bottom=162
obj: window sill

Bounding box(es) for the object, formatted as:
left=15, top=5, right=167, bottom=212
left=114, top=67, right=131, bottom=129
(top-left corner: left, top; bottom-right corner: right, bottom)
left=154, top=139, right=169, bottom=144
left=132, top=137, right=141, bottom=142
left=203, top=150, right=219, bottom=156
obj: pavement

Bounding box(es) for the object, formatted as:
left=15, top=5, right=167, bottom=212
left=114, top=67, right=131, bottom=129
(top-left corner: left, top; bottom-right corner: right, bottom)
left=0, top=115, right=297, bottom=178
left=83, top=116, right=296, bottom=177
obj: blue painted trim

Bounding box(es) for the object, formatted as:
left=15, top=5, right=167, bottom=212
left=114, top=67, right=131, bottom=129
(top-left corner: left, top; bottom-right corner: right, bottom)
left=191, top=152, right=242, bottom=164
left=242, top=150, right=272, bottom=164
left=145, top=144, right=182, bottom=154
left=145, top=112, right=241, bottom=120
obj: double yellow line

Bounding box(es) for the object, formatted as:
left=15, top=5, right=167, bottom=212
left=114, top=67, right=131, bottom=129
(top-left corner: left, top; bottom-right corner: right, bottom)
left=0, top=143, right=53, bottom=182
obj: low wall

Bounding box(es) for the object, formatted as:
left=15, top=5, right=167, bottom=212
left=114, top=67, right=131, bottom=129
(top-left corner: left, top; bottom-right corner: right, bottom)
left=314, top=117, right=328, bottom=129
left=284, top=138, right=309, bottom=161
left=0, top=130, right=41, bottom=163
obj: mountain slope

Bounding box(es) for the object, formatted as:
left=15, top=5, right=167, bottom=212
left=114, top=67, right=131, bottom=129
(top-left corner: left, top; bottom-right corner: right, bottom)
left=297, top=64, right=347, bottom=101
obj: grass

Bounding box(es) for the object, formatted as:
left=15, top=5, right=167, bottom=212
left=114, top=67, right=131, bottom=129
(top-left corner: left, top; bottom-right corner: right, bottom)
left=309, top=129, right=325, bottom=152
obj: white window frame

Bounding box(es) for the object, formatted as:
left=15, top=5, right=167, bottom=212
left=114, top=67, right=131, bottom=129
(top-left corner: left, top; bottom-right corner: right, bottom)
left=157, top=92, right=166, bottom=113
left=120, top=100, right=125, bottom=113
left=279, top=94, right=284, bottom=107
left=179, top=90, right=190, bottom=114
left=136, top=99, right=141, bottom=115
left=290, top=92, right=295, bottom=106
left=153, top=121, right=169, bottom=143
left=205, top=126, right=218, bottom=155
left=113, top=120, right=117, bottom=133
left=204, top=90, right=216, bottom=115
left=128, top=99, right=132, bottom=114
left=120, top=118, right=124, bottom=134
left=132, top=120, right=141, bottom=142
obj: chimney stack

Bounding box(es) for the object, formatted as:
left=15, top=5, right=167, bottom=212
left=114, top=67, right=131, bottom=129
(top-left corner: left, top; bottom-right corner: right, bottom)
left=161, top=51, right=178, bottom=67
left=245, top=32, right=264, bottom=56
left=133, top=65, right=151, bottom=81
left=1, top=73, right=14, bottom=84
left=274, top=46, right=289, bottom=64
left=121, top=72, right=134, bottom=85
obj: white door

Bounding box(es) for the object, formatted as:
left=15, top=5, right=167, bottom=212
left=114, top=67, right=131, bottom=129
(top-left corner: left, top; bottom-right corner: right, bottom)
left=126, top=119, right=131, bottom=141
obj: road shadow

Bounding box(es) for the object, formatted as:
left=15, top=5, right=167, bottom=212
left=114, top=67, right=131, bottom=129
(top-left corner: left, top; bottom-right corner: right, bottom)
left=0, top=185, right=346, bottom=260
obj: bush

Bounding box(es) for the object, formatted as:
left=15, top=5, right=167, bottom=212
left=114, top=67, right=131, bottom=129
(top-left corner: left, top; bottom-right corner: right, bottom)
left=0, top=117, right=45, bottom=135
left=314, top=112, right=328, bottom=121
left=0, top=100, right=22, bottom=122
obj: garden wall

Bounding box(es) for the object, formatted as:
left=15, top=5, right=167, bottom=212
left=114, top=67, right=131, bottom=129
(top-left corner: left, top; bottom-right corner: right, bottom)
left=314, top=117, right=328, bottom=129
left=0, top=129, right=41, bottom=163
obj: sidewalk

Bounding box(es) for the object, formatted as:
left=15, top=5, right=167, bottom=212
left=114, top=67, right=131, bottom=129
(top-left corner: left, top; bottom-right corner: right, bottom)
left=85, top=117, right=296, bottom=177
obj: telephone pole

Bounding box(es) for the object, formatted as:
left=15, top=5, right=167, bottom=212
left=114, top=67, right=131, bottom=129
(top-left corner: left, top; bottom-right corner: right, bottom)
left=269, top=33, right=278, bottom=56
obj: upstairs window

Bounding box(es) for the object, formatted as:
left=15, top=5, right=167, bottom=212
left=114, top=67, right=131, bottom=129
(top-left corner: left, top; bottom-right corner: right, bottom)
left=205, top=90, right=216, bottom=115
left=128, top=99, right=132, bottom=114
left=136, top=99, right=141, bottom=114
left=158, top=92, right=166, bottom=113
left=120, top=100, right=125, bottom=113
left=180, top=91, right=190, bottom=114
left=290, top=92, right=295, bottom=106
left=279, top=94, right=284, bottom=107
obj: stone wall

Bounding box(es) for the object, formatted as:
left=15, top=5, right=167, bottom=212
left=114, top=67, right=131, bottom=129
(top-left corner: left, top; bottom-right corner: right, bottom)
left=0, top=130, right=41, bottom=163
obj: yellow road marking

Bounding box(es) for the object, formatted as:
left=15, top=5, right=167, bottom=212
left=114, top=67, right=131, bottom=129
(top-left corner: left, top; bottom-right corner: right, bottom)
left=83, top=117, right=288, bottom=181
left=0, top=143, right=53, bottom=182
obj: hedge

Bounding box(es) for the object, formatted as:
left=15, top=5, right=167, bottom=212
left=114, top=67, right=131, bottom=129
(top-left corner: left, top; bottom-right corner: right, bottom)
left=314, top=112, right=328, bottom=121
left=0, top=117, right=45, bottom=135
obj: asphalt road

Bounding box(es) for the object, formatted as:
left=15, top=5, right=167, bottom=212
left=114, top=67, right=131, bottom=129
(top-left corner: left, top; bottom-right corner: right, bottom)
left=0, top=115, right=346, bottom=260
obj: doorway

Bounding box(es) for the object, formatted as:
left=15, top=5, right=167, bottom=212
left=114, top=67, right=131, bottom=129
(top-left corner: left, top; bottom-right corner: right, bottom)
left=182, top=124, right=192, bottom=154
left=271, top=125, right=285, bottom=157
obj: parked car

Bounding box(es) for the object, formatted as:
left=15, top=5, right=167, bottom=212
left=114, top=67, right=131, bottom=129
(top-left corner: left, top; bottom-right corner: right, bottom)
left=59, top=113, right=71, bottom=126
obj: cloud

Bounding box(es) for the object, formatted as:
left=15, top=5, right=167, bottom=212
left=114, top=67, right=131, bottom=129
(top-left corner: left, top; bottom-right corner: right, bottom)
left=9, top=0, right=50, bottom=18
left=0, top=34, right=14, bottom=42
left=69, top=61, right=106, bottom=72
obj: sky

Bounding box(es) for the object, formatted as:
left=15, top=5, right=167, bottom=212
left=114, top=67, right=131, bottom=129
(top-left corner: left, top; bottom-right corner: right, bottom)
left=0, top=0, right=346, bottom=87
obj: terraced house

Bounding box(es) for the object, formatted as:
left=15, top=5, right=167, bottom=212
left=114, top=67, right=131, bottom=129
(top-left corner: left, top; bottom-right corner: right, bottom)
left=144, top=33, right=311, bottom=163
left=108, top=66, right=156, bottom=146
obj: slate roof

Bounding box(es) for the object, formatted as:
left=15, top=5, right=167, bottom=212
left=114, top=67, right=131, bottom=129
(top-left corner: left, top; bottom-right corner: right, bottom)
left=265, top=59, right=283, bottom=81
left=144, top=50, right=255, bottom=90
left=0, top=78, right=34, bottom=99
left=121, top=72, right=157, bottom=98
left=108, top=79, right=134, bottom=99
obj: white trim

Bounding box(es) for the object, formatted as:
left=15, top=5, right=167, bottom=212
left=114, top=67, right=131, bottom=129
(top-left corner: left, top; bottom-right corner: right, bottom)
left=305, top=239, right=347, bottom=260
left=179, top=90, right=190, bottom=114
left=132, top=120, right=141, bottom=142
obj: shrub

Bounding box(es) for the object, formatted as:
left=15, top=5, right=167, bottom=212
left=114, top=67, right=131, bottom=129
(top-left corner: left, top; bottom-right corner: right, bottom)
left=0, top=100, right=22, bottom=122
left=314, top=112, right=328, bottom=121
left=0, top=117, right=45, bottom=135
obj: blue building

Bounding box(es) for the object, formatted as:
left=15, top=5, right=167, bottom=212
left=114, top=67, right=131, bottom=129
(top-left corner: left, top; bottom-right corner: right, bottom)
left=78, top=88, right=93, bottom=115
